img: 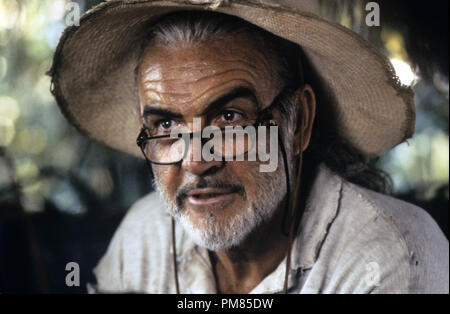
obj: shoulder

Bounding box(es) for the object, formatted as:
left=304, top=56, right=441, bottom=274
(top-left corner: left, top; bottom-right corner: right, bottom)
left=90, top=191, right=173, bottom=293
left=119, top=191, right=171, bottom=232
left=110, top=191, right=173, bottom=248
left=319, top=177, right=448, bottom=293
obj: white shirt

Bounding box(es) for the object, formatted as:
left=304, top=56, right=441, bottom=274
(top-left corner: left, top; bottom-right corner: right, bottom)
left=89, top=165, right=449, bottom=293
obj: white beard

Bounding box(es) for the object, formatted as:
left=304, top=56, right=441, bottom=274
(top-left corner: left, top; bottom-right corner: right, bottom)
left=154, top=162, right=287, bottom=251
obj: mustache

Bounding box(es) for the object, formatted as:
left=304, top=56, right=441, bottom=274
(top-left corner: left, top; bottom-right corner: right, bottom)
left=176, top=177, right=246, bottom=208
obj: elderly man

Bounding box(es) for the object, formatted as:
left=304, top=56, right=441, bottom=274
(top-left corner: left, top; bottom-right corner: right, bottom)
left=49, top=1, right=448, bottom=293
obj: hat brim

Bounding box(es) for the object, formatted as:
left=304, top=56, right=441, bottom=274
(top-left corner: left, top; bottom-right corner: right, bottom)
left=49, top=0, right=415, bottom=159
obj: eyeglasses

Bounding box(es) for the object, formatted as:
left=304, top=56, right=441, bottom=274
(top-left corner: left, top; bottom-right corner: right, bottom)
left=136, top=101, right=277, bottom=165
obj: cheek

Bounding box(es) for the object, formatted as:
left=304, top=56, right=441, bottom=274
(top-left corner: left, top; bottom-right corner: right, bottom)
left=231, top=158, right=284, bottom=201
left=228, top=161, right=262, bottom=195
left=152, top=165, right=180, bottom=198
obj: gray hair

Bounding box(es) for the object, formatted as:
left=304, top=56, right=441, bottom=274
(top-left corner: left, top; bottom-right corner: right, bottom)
left=135, top=11, right=303, bottom=131
left=135, top=11, right=392, bottom=194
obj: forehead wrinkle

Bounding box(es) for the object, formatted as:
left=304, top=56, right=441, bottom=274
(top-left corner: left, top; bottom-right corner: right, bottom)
left=141, top=58, right=264, bottom=89
left=145, top=69, right=259, bottom=89
left=142, top=51, right=271, bottom=81
left=167, top=58, right=266, bottom=78
left=142, top=33, right=277, bottom=73
left=142, top=68, right=252, bottom=85
left=144, top=79, right=259, bottom=118
left=189, top=68, right=259, bottom=85
left=140, top=53, right=276, bottom=96
left=165, top=58, right=265, bottom=72
left=179, top=78, right=259, bottom=111
left=143, top=65, right=260, bottom=84
left=139, top=36, right=281, bottom=117
left=141, top=68, right=259, bottom=100
left=214, top=56, right=274, bottom=71
left=141, top=84, right=192, bottom=96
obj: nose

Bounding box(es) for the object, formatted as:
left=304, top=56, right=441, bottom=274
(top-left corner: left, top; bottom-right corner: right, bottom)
left=181, top=137, right=223, bottom=176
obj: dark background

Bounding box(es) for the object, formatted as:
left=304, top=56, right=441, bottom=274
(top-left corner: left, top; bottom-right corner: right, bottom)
left=0, top=0, right=448, bottom=293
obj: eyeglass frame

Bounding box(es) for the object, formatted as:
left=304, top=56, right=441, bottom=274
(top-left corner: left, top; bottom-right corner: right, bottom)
left=136, top=94, right=281, bottom=165
left=136, top=86, right=301, bottom=238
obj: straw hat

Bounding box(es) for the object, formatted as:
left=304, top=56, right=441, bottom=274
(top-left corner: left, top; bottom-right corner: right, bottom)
left=48, top=0, right=415, bottom=159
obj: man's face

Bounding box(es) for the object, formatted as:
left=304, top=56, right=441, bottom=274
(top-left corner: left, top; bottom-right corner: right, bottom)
left=138, top=32, right=289, bottom=250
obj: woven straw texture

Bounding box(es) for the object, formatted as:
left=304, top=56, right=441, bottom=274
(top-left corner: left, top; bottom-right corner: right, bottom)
left=48, top=0, right=415, bottom=158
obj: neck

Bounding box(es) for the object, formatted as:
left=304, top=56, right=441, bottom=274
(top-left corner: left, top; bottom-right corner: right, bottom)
left=210, top=201, right=290, bottom=294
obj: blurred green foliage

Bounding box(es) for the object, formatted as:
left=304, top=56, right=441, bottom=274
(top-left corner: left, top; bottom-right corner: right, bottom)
left=0, top=0, right=150, bottom=218
left=0, top=0, right=447, bottom=215
left=0, top=0, right=448, bottom=292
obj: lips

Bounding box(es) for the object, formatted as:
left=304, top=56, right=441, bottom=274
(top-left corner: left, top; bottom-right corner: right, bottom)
left=186, top=187, right=241, bottom=207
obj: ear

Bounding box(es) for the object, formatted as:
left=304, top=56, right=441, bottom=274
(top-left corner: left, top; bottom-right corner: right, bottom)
left=293, top=84, right=316, bottom=156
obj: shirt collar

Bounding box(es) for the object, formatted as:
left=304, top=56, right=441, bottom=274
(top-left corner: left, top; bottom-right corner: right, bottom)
left=291, top=164, right=343, bottom=270
left=251, top=164, right=343, bottom=293
left=176, top=164, right=343, bottom=293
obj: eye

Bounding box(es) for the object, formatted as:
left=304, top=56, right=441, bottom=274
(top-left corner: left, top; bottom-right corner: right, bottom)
left=159, top=119, right=172, bottom=129
left=152, top=119, right=175, bottom=134
left=153, top=119, right=173, bottom=129
left=221, top=110, right=242, bottom=122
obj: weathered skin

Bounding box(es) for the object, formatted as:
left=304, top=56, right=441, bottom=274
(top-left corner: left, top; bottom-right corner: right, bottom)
left=137, top=32, right=316, bottom=293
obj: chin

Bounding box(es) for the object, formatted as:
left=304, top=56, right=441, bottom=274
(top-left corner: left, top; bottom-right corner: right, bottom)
left=178, top=204, right=268, bottom=251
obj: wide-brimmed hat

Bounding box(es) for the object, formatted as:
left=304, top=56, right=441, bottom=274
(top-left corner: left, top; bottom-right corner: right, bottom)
left=48, top=0, right=415, bottom=159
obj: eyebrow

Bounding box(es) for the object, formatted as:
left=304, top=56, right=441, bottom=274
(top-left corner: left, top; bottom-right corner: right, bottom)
left=142, top=106, right=183, bottom=119
left=203, top=87, right=260, bottom=115
left=142, top=87, right=259, bottom=120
